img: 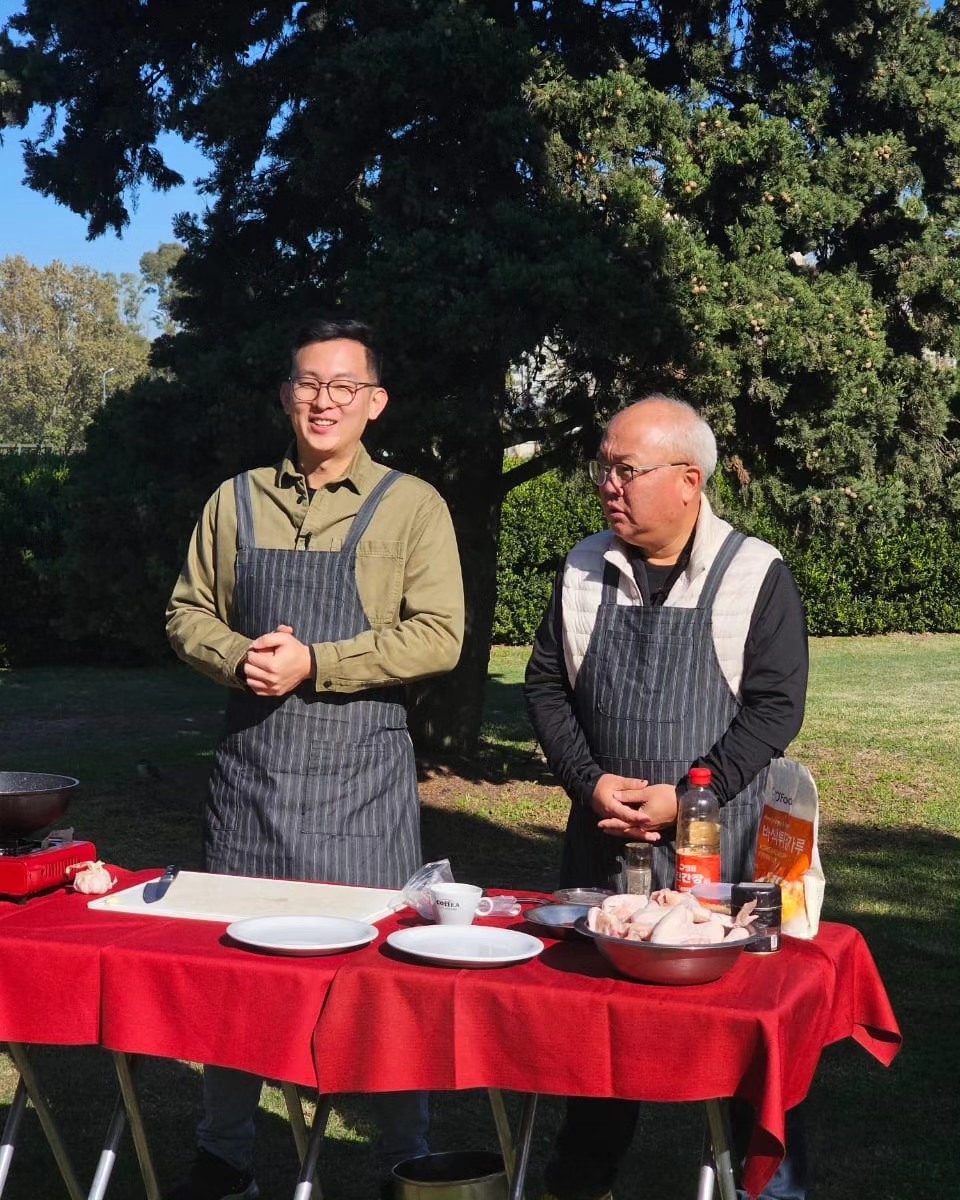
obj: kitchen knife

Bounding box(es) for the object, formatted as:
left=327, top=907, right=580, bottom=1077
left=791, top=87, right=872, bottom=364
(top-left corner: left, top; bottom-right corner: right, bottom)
left=143, top=864, right=179, bottom=903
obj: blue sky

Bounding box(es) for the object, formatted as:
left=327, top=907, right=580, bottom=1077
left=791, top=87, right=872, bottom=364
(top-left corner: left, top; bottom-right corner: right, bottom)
left=0, top=1, right=208, bottom=285
left=0, top=124, right=208, bottom=280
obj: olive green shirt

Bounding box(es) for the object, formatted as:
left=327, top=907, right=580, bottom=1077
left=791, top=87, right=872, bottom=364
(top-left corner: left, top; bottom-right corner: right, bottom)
left=166, top=444, right=464, bottom=693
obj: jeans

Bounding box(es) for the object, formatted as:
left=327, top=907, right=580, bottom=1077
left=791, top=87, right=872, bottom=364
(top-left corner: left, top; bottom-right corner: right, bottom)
left=543, top=1097, right=807, bottom=1200
left=198, top=1065, right=430, bottom=1177
left=731, top=1099, right=807, bottom=1200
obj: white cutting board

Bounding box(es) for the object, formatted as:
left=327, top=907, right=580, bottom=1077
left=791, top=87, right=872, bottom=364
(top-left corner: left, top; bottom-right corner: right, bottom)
left=88, top=870, right=403, bottom=924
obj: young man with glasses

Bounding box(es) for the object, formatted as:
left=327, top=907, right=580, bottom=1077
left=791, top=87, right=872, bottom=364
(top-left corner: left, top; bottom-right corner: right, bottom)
left=524, top=395, right=809, bottom=1200
left=165, top=317, right=464, bottom=1200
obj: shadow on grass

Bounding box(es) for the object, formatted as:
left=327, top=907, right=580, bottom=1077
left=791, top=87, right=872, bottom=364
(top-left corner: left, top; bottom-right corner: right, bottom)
left=421, top=803, right=565, bottom=894
left=416, top=675, right=545, bottom=786
left=0, top=1049, right=407, bottom=1200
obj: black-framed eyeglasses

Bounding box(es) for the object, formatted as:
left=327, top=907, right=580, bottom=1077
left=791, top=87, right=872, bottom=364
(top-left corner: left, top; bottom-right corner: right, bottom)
left=288, top=377, right=379, bottom=407
left=587, top=460, right=691, bottom=487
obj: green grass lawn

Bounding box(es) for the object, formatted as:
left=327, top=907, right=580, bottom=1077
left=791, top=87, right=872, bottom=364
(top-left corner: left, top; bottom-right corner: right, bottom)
left=0, top=636, right=957, bottom=1199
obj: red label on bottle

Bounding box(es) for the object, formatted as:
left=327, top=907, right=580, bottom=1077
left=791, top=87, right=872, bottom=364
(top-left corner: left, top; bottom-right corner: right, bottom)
left=676, top=852, right=721, bottom=892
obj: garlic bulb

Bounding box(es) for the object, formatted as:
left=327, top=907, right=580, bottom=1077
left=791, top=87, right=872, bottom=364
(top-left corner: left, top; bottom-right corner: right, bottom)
left=67, top=860, right=117, bottom=895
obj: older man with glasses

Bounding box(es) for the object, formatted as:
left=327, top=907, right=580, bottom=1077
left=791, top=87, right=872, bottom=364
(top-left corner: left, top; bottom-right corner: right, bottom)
left=524, top=394, right=809, bottom=1200
left=165, top=316, right=464, bottom=1200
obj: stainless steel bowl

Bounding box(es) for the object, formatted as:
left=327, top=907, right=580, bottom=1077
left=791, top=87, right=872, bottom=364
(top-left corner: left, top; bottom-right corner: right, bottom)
left=574, top=916, right=755, bottom=985
left=525, top=904, right=591, bottom=939
left=553, top=887, right=613, bottom=906
left=0, top=772, right=79, bottom=836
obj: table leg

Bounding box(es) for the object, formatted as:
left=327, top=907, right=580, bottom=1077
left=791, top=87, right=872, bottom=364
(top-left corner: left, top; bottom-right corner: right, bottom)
left=86, top=1093, right=129, bottom=1200
left=508, top=1094, right=538, bottom=1200
left=486, top=1089, right=516, bottom=1184
left=111, top=1052, right=161, bottom=1200
left=282, top=1083, right=311, bottom=1165
left=5, top=1042, right=85, bottom=1200
left=696, top=1120, right=716, bottom=1200
left=290, top=1091, right=332, bottom=1200
left=703, top=1100, right=737, bottom=1200
left=0, top=1076, right=28, bottom=1196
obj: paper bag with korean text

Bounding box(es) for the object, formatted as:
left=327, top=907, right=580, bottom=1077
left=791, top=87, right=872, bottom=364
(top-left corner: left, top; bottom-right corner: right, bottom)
left=753, top=758, right=824, bottom=938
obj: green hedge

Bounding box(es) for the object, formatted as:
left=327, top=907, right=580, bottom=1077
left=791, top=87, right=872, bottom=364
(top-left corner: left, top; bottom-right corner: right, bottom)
left=494, top=467, right=604, bottom=643
left=494, top=465, right=960, bottom=643
left=787, top=522, right=960, bottom=635
left=711, top=472, right=960, bottom=635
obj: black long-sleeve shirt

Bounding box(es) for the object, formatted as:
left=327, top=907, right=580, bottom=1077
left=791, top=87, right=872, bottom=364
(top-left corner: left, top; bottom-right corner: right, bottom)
left=524, top=557, right=809, bottom=807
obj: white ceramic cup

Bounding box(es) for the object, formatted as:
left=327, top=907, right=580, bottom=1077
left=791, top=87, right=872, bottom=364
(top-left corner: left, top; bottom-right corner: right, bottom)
left=430, top=883, right=494, bottom=926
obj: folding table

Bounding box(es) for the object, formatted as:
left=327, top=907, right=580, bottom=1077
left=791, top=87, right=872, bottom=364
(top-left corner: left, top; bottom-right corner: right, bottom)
left=0, top=875, right=901, bottom=1200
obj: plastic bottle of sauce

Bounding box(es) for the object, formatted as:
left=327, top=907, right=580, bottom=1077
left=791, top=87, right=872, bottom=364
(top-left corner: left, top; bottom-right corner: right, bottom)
left=675, top=766, right=721, bottom=892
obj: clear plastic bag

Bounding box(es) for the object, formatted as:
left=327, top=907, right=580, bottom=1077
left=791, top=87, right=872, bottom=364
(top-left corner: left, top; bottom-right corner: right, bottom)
left=399, top=860, right=523, bottom=919
left=400, top=859, right=456, bottom=918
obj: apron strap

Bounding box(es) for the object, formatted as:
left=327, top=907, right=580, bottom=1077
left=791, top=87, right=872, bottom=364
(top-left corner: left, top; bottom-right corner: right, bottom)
left=342, top=470, right=403, bottom=556
left=232, top=468, right=403, bottom=554
left=233, top=472, right=256, bottom=551
left=601, top=559, right=622, bottom=604
left=696, top=530, right=746, bottom=609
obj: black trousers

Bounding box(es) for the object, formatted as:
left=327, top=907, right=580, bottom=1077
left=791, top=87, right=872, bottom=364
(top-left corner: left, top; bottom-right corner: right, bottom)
left=543, top=1097, right=808, bottom=1200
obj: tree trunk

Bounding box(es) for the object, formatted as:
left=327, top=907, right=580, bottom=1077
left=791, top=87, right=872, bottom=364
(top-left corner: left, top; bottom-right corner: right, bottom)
left=408, top=402, right=506, bottom=757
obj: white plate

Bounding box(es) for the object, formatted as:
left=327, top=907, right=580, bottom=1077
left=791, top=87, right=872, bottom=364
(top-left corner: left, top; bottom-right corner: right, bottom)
left=226, top=915, right=378, bottom=956
left=386, top=925, right=544, bottom=968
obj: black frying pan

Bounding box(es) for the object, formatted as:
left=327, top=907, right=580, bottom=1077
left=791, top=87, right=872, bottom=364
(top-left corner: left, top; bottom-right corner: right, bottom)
left=0, top=772, right=79, bottom=836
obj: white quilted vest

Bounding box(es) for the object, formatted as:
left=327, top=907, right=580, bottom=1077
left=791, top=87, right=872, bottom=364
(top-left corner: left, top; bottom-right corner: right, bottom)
left=560, top=495, right=780, bottom=695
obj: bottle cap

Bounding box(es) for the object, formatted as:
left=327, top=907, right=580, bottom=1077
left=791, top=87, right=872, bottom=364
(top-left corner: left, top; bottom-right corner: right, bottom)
left=688, top=767, right=712, bottom=787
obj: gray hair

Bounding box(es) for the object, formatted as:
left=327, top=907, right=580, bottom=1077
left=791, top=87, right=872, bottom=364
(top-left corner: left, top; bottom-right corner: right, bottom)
left=626, top=393, right=718, bottom=481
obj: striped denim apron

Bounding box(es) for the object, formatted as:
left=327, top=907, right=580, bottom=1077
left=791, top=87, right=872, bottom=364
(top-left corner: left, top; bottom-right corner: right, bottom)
left=204, top=470, right=421, bottom=888
left=562, top=531, right=768, bottom=892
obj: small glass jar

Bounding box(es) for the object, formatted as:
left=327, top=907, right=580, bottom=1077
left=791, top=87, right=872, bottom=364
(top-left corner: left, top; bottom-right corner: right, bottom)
left=623, top=842, right=652, bottom=899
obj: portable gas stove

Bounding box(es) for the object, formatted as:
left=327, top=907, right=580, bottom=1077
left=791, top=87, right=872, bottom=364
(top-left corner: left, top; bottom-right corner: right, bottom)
left=0, top=771, right=95, bottom=899
left=0, top=835, right=98, bottom=898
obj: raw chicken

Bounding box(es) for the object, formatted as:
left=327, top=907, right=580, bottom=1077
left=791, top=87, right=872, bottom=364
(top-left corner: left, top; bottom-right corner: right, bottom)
left=588, top=892, right=753, bottom=947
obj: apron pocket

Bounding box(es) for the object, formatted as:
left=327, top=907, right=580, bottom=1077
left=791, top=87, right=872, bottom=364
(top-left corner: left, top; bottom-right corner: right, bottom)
left=208, top=733, right=248, bottom=835
left=593, top=630, right=695, bottom=721
left=301, top=732, right=412, bottom=836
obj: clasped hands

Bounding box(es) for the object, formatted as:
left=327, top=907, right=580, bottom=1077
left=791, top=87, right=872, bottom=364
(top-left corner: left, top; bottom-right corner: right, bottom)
left=241, top=624, right=313, bottom=696
left=591, top=773, right=679, bottom=842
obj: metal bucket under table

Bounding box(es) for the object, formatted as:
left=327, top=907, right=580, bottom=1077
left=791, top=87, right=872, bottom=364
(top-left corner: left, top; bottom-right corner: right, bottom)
left=392, top=1151, right=508, bottom=1200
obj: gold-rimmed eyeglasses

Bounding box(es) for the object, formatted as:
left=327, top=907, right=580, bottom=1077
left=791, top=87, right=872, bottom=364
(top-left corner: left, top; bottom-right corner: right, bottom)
left=288, top=377, right=379, bottom=407
left=588, top=460, right=691, bottom=488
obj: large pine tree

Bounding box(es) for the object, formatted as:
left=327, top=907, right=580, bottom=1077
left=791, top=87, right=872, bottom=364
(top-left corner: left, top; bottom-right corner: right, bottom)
left=4, top=1, right=959, bottom=746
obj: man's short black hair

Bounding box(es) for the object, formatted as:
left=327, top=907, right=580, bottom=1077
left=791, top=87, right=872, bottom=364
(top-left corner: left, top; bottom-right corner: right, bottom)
left=289, top=317, right=383, bottom=382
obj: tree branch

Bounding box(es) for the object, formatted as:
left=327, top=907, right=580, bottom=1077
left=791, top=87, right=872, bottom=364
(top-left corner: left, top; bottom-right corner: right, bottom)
left=500, top=443, right=579, bottom=498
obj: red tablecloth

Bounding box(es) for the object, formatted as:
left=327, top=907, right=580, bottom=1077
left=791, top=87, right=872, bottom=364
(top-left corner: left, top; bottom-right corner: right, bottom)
left=98, top=901, right=345, bottom=1087
left=0, top=870, right=343, bottom=1085
left=0, top=869, right=158, bottom=1043
left=310, top=914, right=901, bottom=1199
left=0, top=877, right=901, bottom=1199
